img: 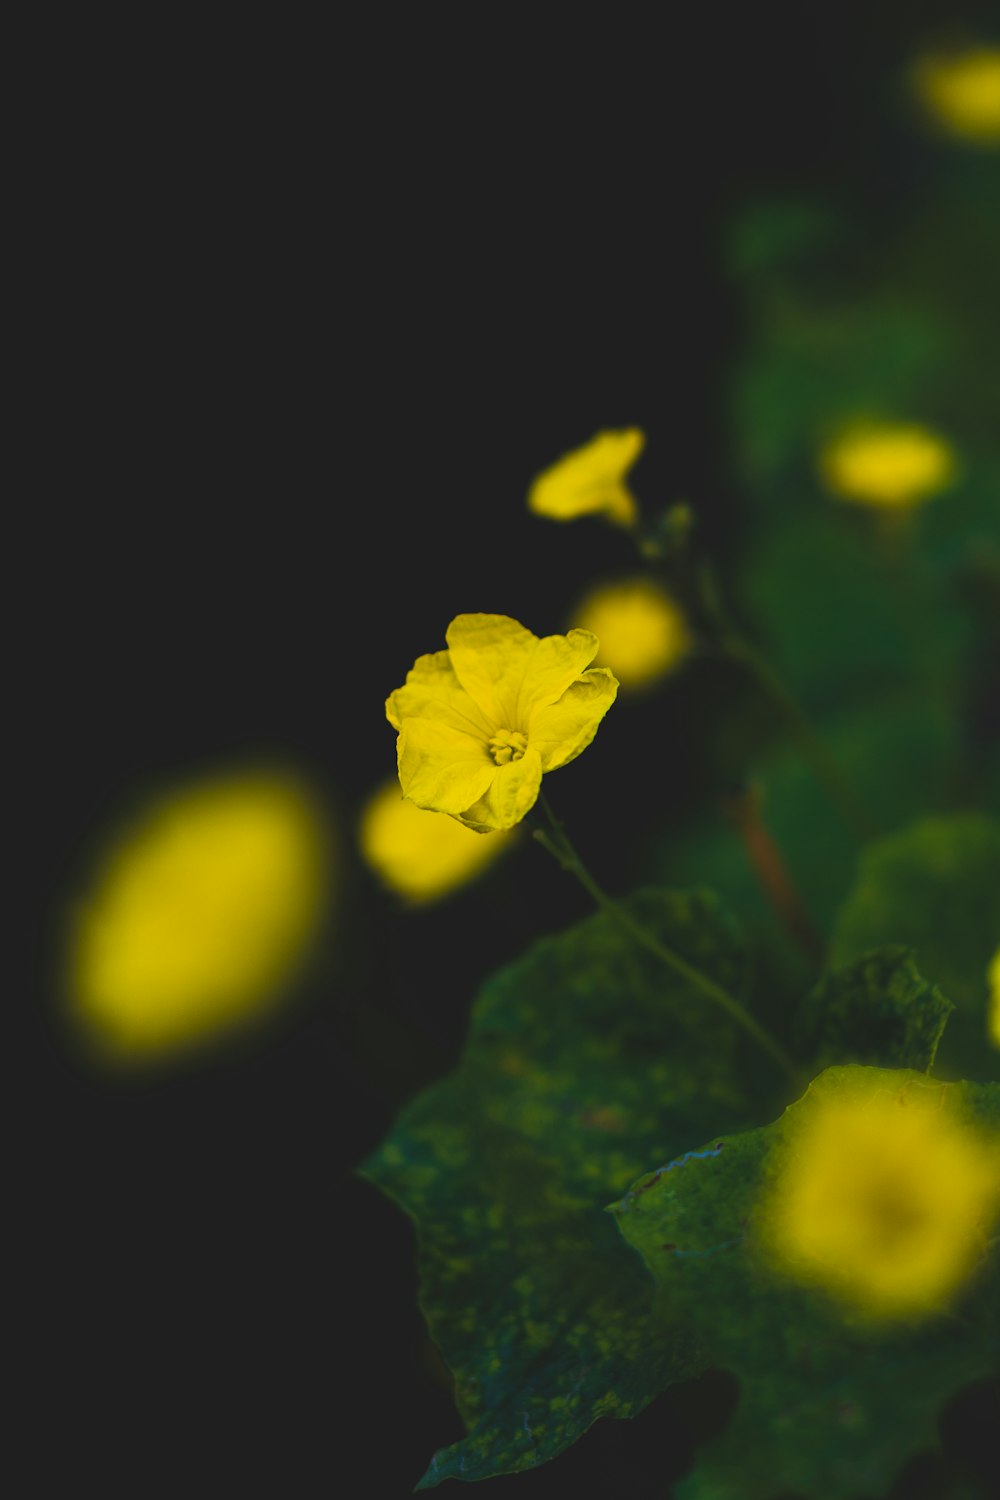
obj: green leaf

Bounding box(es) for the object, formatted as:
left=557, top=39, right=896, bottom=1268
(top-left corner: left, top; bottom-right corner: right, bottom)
left=360, top=888, right=764, bottom=1486
left=614, top=1066, right=1000, bottom=1500
left=830, top=814, right=1000, bottom=1080
left=795, top=947, right=953, bottom=1073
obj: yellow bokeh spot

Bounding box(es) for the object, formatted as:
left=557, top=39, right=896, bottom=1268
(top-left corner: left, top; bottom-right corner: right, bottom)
left=819, top=422, right=955, bottom=509
left=527, top=429, right=645, bottom=527
left=572, top=578, right=691, bottom=691
left=989, top=946, right=1000, bottom=1048
left=913, top=47, right=1000, bottom=145
left=66, top=770, right=330, bottom=1061
left=759, top=1071, right=1000, bottom=1320
left=359, top=778, right=514, bottom=904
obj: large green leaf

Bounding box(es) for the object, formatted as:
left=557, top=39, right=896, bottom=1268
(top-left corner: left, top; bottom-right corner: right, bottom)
left=360, top=889, right=768, bottom=1487
left=614, top=1066, right=1000, bottom=1500
left=830, top=814, right=1000, bottom=1081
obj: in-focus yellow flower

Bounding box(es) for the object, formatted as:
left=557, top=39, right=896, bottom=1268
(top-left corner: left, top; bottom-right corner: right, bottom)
left=386, top=614, right=618, bottom=833
left=66, top=770, right=330, bottom=1062
left=527, top=429, right=645, bottom=527
left=359, top=778, right=514, bottom=903
left=758, top=1069, right=1000, bottom=1320
left=572, top=578, right=691, bottom=691
left=989, top=946, right=1000, bottom=1048
left=913, top=47, right=1000, bottom=145
left=819, top=422, right=955, bottom=509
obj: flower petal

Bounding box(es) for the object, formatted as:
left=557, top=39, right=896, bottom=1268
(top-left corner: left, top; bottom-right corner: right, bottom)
left=445, top=614, right=599, bottom=730
left=458, top=748, right=543, bottom=833
left=386, top=650, right=494, bottom=737
left=527, top=429, right=645, bottom=526
left=397, top=718, right=498, bottom=816
left=528, top=668, right=619, bottom=772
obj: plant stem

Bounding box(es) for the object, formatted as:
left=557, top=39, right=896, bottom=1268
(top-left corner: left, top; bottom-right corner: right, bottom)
left=720, top=783, right=825, bottom=964
left=533, top=793, right=805, bottom=1089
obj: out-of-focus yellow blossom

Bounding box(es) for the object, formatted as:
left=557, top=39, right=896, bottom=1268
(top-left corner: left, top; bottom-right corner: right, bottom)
left=572, top=578, right=691, bottom=691
left=819, top=422, right=955, bottom=509
left=913, top=47, right=1000, bottom=145
left=527, top=429, right=645, bottom=527
left=758, top=1069, right=1000, bottom=1321
left=989, top=946, right=1000, bottom=1047
left=67, top=770, right=329, bottom=1061
left=386, top=614, right=618, bottom=833
left=359, top=778, right=514, bottom=903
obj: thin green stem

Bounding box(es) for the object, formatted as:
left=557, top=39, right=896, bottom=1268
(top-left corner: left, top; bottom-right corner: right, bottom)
left=533, top=793, right=805, bottom=1089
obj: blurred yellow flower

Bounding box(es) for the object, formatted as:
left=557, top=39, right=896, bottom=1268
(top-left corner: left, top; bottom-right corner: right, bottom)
left=913, top=47, right=1000, bottom=145
left=67, top=770, right=329, bottom=1061
left=819, top=422, right=955, bottom=509
left=572, top=578, right=691, bottom=691
left=989, top=947, right=1000, bottom=1048
left=759, top=1069, right=1000, bottom=1321
left=386, top=614, right=618, bottom=832
left=527, top=429, right=645, bottom=527
left=359, top=778, right=514, bottom=903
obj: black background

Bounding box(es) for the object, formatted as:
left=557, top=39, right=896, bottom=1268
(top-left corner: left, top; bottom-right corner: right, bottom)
left=31, top=7, right=998, bottom=1496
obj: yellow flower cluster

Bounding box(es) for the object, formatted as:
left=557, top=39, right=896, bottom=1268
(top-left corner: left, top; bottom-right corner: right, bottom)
left=66, top=770, right=329, bottom=1062
left=818, top=422, right=955, bottom=509
left=759, top=1069, right=1000, bottom=1320
left=527, top=429, right=645, bottom=527
left=572, top=578, right=691, bottom=691
left=386, top=614, right=618, bottom=832
left=913, top=47, right=1000, bottom=145
left=359, top=779, right=513, bottom=903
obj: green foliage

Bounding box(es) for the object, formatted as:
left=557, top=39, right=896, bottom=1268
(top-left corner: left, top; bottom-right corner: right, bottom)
left=614, top=1067, right=1000, bottom=1500
left=831, top=813, right=1000, bottom=1080
left=360, top=143, right=1000, bottom=1498
left=360, top=889, right=762, bottom=1486
left=652, top=694, right=963, bottom=1015
left=794, top=947, right=953, bottom=1072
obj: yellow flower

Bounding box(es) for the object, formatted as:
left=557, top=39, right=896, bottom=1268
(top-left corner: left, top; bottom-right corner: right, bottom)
left=913, top=47, right=1000, bottom=145
left=818, top=422, right=955, bottom=509
left=989, top=946, right=1000, bottom=1048
left=527, top=429, right=645, bottom=527
left=571, top=578, right=691, bottom=691
left=359, top=778, right=514, bottom=903
left=65, top=770, right=330, bottom=1062
left=758, top=1069, right=1000, bottom=1321
left=386, top=614, right=618, bottom=833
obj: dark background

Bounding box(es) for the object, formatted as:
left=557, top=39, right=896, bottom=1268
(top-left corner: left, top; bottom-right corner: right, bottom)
left=31, top=7, right=997, bottom=1496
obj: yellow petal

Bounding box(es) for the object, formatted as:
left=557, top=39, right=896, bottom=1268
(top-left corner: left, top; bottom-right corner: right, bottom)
left=913, top=48, right=1000, bottom=145
left=758, top=1070, right=1000, bottom=1320
left=458, top=748, right=543, bottom=832
left=65, top=770, right=330, bottom=1063
left=397, top=717, right=498, bottom=816
left=445, top=614, right=599, bottom=731
left=527, top=429, right=645, bottom=526
left=358, top=778, right=513, bottom=903
left=528, top=668, right=619, bottom=772
left=386, top=649, right=494, bottom=737
left=572, top=578, right=691, bottom=690
left=818, top=422, right=955, bottom=508
left=989, top=946, right=1000, bottom=1048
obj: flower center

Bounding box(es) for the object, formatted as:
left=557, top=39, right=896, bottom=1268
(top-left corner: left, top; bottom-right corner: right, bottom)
left=489, top=729, right=528, bottom=766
